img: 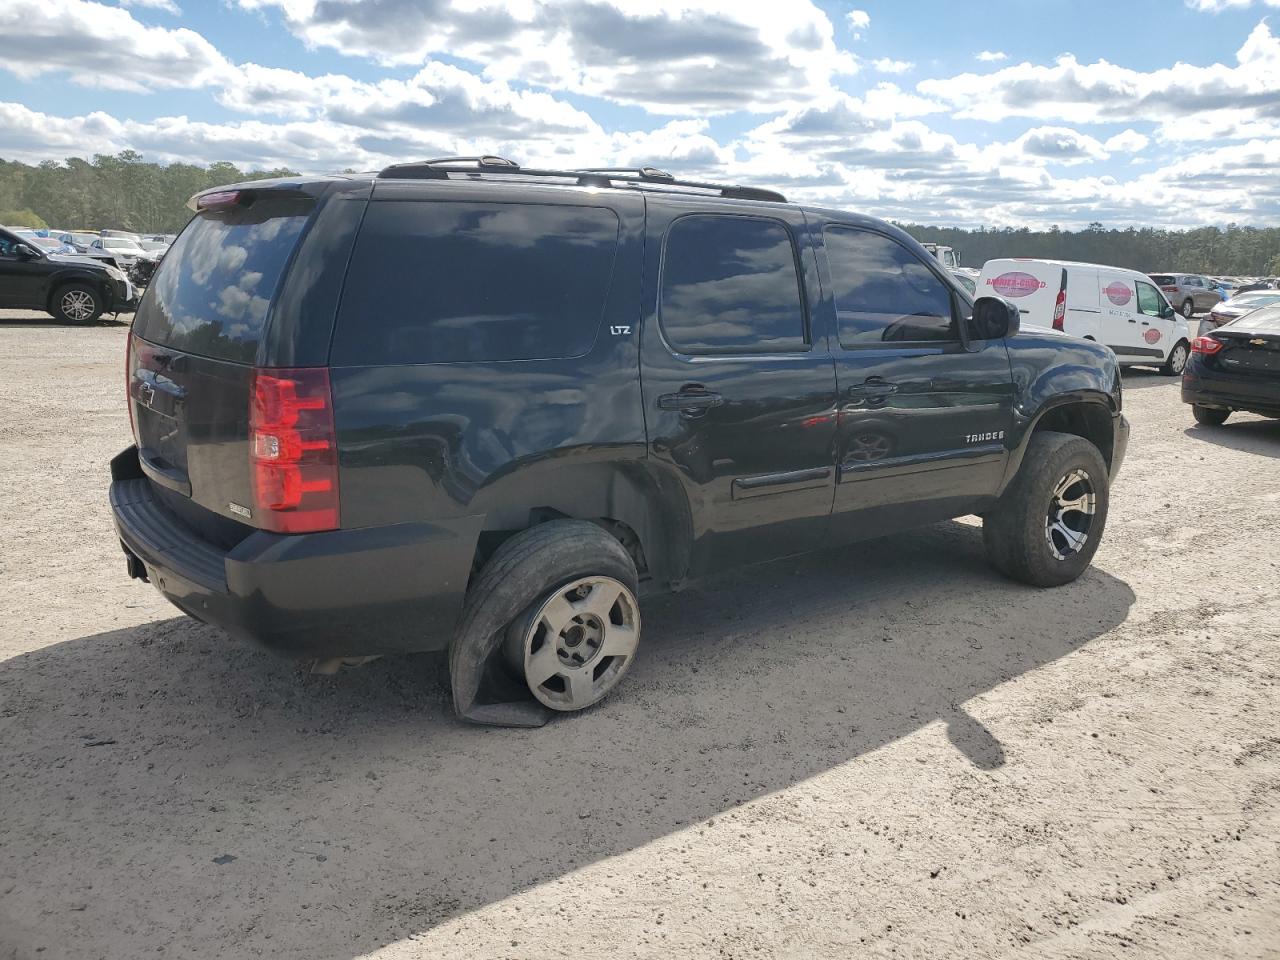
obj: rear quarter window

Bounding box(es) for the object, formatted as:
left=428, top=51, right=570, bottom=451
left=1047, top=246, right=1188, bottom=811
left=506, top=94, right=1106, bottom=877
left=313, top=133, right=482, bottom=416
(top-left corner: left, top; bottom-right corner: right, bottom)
left=134, top=196, right=313, bottom=364
left=330, top=201, right=620, bottom=366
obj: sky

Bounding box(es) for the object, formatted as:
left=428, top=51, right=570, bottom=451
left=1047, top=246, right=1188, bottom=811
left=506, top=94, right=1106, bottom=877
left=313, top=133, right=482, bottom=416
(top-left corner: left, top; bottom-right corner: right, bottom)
left=1, top=0, right=1279, bottom=228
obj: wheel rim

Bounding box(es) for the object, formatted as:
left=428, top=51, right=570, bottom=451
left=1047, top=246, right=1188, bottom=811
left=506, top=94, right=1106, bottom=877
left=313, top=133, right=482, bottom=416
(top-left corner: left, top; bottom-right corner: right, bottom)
left=61, top=290, right=95, bottom=322
left=1044, top=468, right=1097, bottom=561
left=507, top=576, right=640, bottom=711
left=1170, top=343, right=1188, bottom=374
left=1182, top=300, right=1193, bottom=318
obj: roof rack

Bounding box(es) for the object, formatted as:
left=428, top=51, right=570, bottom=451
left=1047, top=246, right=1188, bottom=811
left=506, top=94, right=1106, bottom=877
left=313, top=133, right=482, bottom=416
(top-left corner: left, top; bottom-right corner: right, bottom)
left=375, top=156, right=787, bottom=203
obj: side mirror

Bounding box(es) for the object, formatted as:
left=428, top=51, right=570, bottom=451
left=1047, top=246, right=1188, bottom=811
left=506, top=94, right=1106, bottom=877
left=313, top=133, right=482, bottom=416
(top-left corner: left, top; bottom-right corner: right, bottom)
left=971, top=296, right=1021, bottom=340
left=13, top=243, right=38, bottom=259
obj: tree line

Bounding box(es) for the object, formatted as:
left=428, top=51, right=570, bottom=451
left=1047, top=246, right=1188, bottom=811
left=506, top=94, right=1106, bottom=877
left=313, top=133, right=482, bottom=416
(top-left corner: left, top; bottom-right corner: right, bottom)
left=901, top=222, right=1280, bottom=277
left=2, top=152, right=1278, bottom=274
left=0, top=152, right=298, bottom=235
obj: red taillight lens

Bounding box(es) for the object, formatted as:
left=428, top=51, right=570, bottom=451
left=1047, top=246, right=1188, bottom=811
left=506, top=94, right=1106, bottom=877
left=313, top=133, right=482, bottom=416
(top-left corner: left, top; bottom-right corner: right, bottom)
left=250, top=368, right=339, bottom=533
left=1190, top=336, right=1224, bottom=355
left=1161, top=285, right=1179, bottom=294
left=1052, top=289, right=1067, bottom=331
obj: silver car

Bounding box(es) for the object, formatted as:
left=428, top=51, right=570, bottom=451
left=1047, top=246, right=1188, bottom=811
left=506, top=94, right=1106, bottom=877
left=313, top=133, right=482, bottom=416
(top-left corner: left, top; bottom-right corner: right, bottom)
left=1202, top=291, right=1280, bottom=330
left=1149, top=273, right=1221, bottom=319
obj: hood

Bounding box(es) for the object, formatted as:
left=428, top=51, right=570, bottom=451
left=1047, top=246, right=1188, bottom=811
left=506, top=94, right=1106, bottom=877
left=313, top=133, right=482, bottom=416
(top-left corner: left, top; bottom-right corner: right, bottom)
left=47, top=253, right=113, bottom=270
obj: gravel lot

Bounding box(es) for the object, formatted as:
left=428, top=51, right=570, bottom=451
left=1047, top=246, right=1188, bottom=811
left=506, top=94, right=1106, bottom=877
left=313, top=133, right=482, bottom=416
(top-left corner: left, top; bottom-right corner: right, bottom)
left=1, top=312, right=1278, bottom=960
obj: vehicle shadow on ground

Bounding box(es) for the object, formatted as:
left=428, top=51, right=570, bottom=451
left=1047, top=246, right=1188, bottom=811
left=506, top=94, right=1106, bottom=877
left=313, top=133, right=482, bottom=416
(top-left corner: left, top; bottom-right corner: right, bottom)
left=1183, top=416, right=1280, bottom=458
left=0, top=521, right=1135, bottom=959
left=1118, top=367, right=1178, bottom=391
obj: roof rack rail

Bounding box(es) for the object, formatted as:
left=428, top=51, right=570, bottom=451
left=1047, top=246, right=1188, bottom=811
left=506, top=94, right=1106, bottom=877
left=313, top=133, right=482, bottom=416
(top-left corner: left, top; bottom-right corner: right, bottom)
left=375, top=158, right=787, bottom=203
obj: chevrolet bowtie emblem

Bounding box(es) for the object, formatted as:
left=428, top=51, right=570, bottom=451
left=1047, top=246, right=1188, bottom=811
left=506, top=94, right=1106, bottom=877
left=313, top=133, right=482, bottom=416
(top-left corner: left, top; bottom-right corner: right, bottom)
left=1250, top=338, right=1267, bottom=345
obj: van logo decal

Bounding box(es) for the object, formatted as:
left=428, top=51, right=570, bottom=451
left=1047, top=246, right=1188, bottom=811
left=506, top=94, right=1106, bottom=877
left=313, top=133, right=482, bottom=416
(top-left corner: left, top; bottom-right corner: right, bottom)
left=1144, top=328, right=1162, bottom=345
left=1105, top=282, right=1132, bottom=306
left=987, top=272, right=1043, bottom=298
left=609, top=325, right=632, bottom=336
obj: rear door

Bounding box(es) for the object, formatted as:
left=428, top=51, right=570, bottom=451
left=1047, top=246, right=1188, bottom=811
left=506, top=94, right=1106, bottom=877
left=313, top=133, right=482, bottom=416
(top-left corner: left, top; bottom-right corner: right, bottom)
left=128, top=190, right=320, bottom=528
left=818, top=225, right=1015, bottom=543
left=640, top=197, right=838, bottom=577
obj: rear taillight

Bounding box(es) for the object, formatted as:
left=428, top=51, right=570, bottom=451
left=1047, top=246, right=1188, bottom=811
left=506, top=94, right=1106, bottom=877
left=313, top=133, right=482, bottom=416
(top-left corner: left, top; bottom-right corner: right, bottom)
left=1161, top=285, right=1178, bottom=294
left=1052, top=289, right=1067, bottom=331
left=1190, top=336, right=1223, bottom=355
left=249, top=368, right=339, bottom=533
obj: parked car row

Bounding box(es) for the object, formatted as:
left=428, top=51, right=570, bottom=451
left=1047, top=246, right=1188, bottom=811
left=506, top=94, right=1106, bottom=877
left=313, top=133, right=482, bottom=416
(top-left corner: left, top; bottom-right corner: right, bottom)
left=0, top=225, right=137, bottom=322
left=3, top=226, right=172, bottom=288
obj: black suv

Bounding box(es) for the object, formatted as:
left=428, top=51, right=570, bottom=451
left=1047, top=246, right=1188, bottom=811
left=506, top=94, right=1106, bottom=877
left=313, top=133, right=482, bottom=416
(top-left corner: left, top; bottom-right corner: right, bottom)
left=109, top=158, right=1129, bottom=726
left=0, top=227, right=136, bottom=322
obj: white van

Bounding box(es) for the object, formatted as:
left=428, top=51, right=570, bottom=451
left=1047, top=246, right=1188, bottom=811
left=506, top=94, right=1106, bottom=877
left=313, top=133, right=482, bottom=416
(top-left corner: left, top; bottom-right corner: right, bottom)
left=978, top=259, right=1192, bottom=375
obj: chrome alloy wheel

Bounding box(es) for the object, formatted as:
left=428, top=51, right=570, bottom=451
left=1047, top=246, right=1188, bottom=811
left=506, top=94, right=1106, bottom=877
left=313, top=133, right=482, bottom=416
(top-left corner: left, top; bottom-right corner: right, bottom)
left=60, top=289, right=96, bottom=322
left=506, top=576, right=640, bottom=711
left=1044, top=468, right=1097, bottom=561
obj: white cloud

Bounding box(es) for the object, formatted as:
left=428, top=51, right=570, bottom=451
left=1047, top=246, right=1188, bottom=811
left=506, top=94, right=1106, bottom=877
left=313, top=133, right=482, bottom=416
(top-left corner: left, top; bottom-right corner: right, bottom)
left=117, top=0, right=180, bottom=14
left=921, top=21, right=1280, bottom=142
left=1104, top=129, right=1150, bottom=153
left=872, top=58, right=914, bottom=75
left=0, top=0, right=226, bottom=92
left=977, top=50, right=1007, bottom=62
left=847, top=9, right=870, bottom=38
left=1186, top=0, right=1280, bottom=10
left=235, top=0, right=857, bottom=116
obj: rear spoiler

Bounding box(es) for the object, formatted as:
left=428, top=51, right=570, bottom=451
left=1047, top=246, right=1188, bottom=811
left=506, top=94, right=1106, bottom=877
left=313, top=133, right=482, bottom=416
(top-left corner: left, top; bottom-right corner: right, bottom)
left=185, top=179, right=316, bottom=212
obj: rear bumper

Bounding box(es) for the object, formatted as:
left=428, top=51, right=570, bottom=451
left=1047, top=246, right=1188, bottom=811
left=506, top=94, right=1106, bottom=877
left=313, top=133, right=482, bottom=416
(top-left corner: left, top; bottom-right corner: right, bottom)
left=1182, top=365, right=1280, bottom=416
left=109, top=447, right=480, bottom=658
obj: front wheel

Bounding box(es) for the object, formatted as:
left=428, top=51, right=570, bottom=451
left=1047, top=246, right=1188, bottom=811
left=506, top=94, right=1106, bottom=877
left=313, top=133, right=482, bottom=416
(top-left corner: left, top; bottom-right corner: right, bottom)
left=1192, top=405, right=1230, bottom=426
left=52, top=283, right=103, bottom=324
left=1181, top=299, right=1195, bottom=319
left=983, top=431, right=1110, bottom=587
left=1161, top=339, right=1189, bottom=376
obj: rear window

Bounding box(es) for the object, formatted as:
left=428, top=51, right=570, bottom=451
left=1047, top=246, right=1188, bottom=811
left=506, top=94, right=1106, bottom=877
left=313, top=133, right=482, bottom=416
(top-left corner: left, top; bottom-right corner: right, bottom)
left=330, top=201, right=620, bottom=366
left=1232, top=307, right=1280, bottom=330
left=1149, top=275, right=1176, bottom=285
left=134, top=196, right=312, bottom=364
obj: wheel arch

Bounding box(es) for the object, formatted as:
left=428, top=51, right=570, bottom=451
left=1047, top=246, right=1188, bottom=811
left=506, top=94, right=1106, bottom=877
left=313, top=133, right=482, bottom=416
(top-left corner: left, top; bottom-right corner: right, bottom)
left=1001, top=395, right=1117, bottom=493
left=471, top=459, right=693, bottom=588
left=45, top=271, right=113, bottom=314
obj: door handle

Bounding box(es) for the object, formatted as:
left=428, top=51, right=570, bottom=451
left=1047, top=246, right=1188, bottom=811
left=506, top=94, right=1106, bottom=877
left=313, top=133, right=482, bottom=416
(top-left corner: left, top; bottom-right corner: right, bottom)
left=658, top=388, right=724, bottom=415
left=846, top=380, right=900, bottom=400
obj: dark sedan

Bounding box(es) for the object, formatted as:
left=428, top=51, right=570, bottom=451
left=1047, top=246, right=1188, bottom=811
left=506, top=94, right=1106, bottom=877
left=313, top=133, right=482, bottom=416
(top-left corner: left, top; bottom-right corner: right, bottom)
left=1183, top=303, right=1280, bottom=425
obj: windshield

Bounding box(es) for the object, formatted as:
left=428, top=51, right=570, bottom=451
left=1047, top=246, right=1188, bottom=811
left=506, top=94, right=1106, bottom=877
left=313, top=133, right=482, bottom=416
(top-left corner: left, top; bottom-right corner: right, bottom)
left=1230, top=292, right=1280, bottom=307
left=103, top=238, right=143, bottom=251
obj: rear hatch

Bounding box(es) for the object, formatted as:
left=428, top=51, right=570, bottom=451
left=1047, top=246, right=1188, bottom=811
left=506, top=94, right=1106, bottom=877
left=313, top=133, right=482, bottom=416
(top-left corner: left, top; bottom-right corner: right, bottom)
left=128, top=191, right=316, bottom=540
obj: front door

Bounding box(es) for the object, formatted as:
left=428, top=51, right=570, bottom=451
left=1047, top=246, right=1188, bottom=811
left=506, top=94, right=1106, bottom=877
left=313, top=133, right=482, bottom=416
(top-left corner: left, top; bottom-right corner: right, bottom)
left=1135, top=279, right=1178, bottom=359
left=814, top=225, right=1016, bottom=543
left=640, top=199, right=838, bottom=578
left=0, top=230, right=48, bottom=308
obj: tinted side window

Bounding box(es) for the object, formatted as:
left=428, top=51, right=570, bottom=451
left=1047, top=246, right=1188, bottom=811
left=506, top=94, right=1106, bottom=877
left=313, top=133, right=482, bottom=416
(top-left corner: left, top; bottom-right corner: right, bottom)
left=659, top=215, right=807, bottom=354
left=824, top=228, right=956, bottom=346
left=1136, top=281, right=1164, bottom=317
left=331, top=201, right=619, bottom=366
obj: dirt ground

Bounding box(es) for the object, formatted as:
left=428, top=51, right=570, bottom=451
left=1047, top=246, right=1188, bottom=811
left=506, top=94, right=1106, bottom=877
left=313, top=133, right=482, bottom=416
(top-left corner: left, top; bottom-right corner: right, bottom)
left=1, top=312, right=1278, bottom=960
